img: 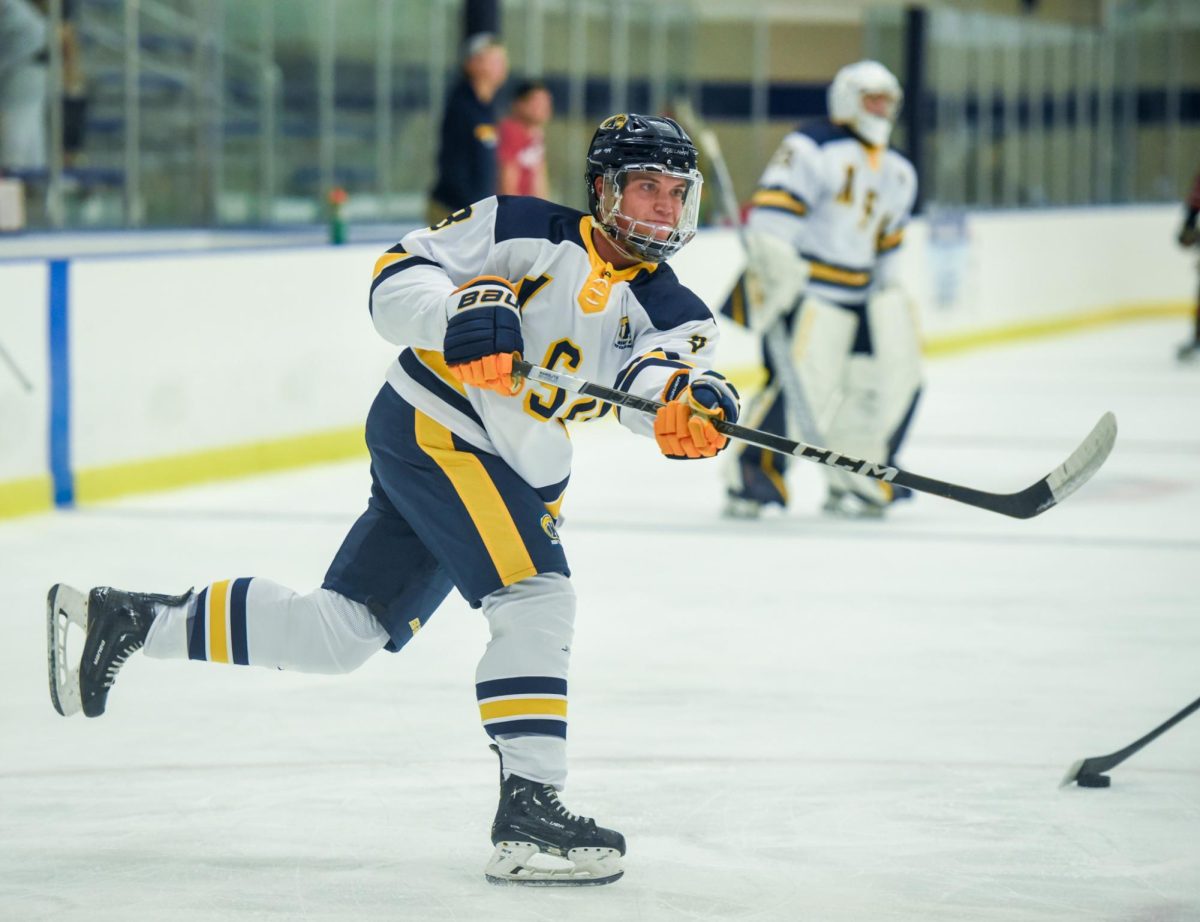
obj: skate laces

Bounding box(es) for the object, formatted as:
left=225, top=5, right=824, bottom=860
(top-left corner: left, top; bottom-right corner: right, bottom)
left=104, top=641, right=141, bottom=686
left=541, top=785, right=589, bottom=826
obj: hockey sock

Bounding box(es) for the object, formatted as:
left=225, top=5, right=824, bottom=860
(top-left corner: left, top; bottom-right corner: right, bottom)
left=477, top=573, right=574, bottom=789
left=143, top=578, right=388, bottom=673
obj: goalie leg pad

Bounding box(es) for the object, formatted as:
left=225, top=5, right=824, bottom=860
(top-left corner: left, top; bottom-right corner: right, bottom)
left=822, top=355, right=895, bottom=508
left=866, top=286, right=923, bottom=444
left=790, top=294, right=858, bottom=432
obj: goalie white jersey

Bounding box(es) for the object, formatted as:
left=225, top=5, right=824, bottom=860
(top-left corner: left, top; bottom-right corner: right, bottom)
left=370, top=195, right=721, bottom=504
left=747, top=121, right=917, bottom=306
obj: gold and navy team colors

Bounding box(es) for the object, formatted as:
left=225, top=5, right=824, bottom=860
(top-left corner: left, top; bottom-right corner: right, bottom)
left=368, top=195, right=721, bottom=501
left=188, top=578, right=251, bottom=664
left=746, top=120, right=917, bottom=308
left=318, top=192, right=723, bottom=760
left=476, top=676, right=568, bottom=740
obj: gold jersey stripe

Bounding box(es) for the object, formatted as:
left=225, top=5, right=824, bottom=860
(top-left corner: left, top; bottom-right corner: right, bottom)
left=413, top=411, right=538, bottom=586
left=413, top=347, right=468, bottom=396
left=809, top=261, right=871, bottom=288
left=479, top=697, right=568, bottom=720
left=751, top=189, right=807, bottom=216
left=371, top=251, right=414, bottom=279
left=877, top=229, right=905, bottom=252
left=208, top=579, right=231, bottom=664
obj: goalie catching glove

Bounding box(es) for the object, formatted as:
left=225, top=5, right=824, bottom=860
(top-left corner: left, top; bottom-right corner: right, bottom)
left=444, top=276, right=523, bottom=394
left=654, top=372, right=740, bottom=460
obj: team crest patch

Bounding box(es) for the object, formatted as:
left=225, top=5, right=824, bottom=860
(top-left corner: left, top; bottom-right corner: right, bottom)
left=540, top=513, right=561, bottom=544
left=614, top=315, right=633, bottom=349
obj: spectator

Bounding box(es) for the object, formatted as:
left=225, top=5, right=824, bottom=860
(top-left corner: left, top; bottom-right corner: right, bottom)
left=427, top=33, right=508, bottom=224
left=57, top=0, right=87, bottom=167
left=0, top=0, right=48, bottom=171
left=497, top=79, right=552, bottom=199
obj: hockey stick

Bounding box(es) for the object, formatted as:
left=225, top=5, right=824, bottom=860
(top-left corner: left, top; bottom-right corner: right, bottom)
left=672, top=97, right=822, bottom=445
left=513, top=357, right=1116, bottom=519
left=1060, top=694, right=1200, bottom=789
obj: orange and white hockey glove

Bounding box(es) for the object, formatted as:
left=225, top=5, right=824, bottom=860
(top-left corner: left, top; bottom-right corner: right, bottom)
left=443, top=275, right=523, bottom=395
left=653, top=373, right=740, bottom=460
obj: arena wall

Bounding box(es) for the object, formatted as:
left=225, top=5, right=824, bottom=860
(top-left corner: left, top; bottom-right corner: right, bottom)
left=1, top=203, right=1193, bottom=517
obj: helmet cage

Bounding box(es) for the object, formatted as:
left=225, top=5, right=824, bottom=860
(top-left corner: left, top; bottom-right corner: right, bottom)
left=594, top=164, right=703, bottom=263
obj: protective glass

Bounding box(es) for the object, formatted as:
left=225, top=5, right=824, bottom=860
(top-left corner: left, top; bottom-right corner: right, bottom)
left=595, top=165, right=703, bottom=262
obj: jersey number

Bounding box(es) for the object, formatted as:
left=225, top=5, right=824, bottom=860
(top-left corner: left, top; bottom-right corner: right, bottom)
left=429, top=206, right=473, bottom=232
left=835, top=165, right=879, bottom=230
left=524, top=340, right=609, bottom=423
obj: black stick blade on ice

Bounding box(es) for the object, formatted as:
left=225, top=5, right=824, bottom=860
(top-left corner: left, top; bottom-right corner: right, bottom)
left=1060, top=695, right=1200, bottom=788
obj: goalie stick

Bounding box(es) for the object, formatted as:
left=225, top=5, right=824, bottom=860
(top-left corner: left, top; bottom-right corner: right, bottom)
left=513, top=357, right=1116, bottom=520
left=1060, top=694, right=1200, bottom=789
left=672, top=97, right=823, bottom=445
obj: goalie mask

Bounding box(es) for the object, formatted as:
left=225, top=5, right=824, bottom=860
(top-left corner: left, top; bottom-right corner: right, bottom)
left=827, top=60, right=904, bottom=148
left=585, top=113, right=703, bottom=263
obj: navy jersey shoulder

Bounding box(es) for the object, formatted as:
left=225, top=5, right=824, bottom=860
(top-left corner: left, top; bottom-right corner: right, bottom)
left=792, top=119, right=855, bottom=147
left=628, top=262, right=712, bottom=331
left=493, top=196, right=587, bottom=248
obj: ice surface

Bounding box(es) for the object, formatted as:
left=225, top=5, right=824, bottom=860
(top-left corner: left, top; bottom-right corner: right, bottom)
left=2, top=319, right=1198, bottom=921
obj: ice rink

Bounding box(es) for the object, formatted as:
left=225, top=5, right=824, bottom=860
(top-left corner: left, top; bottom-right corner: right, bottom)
left=2, top=317, right=1198, bottom=921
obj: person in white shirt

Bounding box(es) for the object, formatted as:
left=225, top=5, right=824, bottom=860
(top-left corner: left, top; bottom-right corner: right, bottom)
left=46, top=113, right=740, bottom=888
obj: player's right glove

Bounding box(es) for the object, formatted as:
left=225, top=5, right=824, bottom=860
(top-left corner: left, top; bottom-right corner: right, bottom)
left=654, top=373, right=741, bottom=460
left=443, top=276, right=523, bottom=395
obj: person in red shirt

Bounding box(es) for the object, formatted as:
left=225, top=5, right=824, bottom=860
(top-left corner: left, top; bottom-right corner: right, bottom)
left=1178, top=170, right=1200, bottom=361
left=497, top=80, right=552, bottom=199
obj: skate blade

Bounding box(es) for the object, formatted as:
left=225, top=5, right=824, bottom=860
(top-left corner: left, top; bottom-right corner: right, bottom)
left=47, top=584, right=87, bottom=717
left=484, top=841, right=624, bottom=887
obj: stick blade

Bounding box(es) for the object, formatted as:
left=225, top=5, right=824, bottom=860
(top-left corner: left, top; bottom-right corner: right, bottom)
left=1059, top=758, right=1086, bottom=788
left=1042, top=411, right=1117, bottom=511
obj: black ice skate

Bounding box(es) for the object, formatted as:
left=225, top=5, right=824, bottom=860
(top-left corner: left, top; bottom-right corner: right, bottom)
left=47, top=584, right=192, bottom=718
left=484, top=745, right=625, bottom=886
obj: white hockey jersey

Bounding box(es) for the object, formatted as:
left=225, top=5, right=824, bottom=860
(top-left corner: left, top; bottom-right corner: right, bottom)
left=747, top=120, right=917, bottom=306
left=369, top=195, right=721, bottom=507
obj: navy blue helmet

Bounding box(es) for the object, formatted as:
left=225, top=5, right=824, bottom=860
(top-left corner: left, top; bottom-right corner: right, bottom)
left=585, top=113, right=703, bottom=262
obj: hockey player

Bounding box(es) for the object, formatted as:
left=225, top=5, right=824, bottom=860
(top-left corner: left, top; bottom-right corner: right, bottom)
left=46, top=113, right=739, bottom=887
left=722, top=60, right=921, bottom=518
left=1176, top=168, right=1200, bottom=362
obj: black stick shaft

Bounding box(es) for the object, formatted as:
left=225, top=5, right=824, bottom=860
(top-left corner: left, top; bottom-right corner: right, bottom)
left=513, top=358, right=1115, bottom=521
left=1079, top=695, right=1200, bottom=776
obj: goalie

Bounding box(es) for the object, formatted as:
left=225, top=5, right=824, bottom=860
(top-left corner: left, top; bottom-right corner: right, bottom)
left=722, top=60, right=922, bottom=519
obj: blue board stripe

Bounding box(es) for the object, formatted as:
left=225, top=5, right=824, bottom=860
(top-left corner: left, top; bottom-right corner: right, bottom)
left=47, top=259, right=73, bottom=507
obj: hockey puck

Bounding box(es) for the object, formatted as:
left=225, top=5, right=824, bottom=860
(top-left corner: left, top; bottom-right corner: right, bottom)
left=1076, top=773, right=1111, bottom=788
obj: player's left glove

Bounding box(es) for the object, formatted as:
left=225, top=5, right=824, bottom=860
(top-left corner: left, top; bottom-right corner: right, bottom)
left=443, top=275, right=523, bottom=395
left=654, top=373, right=740, bottom=460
